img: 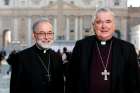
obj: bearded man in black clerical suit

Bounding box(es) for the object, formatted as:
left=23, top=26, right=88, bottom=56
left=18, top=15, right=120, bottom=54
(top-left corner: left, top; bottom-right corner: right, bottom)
left=7, top=19, right=64, bottom=93
left=65, top=8, right=140, bottom=93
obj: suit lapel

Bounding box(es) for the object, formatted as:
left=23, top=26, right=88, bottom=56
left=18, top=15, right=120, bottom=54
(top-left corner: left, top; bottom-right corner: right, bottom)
left=79, top=36, right=96, bottom=93
left=111, top=38, right=122, bottom=92
left=81, top=36, right=96, bottom=75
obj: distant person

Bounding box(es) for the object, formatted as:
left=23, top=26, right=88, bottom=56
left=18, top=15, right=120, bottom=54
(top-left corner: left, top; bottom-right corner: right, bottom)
left=62, top=47, right=71, bottom=75
left=66, top=8, right=140, bottom=93
left=7, top=49, right=17, bottom=74
left=138, top=50, right=140, bottom=67
left=0, top=48, right=6, bottom=73
left=62, top=47, right=70, bottom=64
left=8, top=19, right=64, bottom=93
left=0, top=53, right=3, bottom=73
left=57, top=49, right=62, bottom=58
left=0, top=48, right=6, bottom=60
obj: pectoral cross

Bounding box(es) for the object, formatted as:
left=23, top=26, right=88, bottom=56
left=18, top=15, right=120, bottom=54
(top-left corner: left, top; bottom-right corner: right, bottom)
left=101, top=69, right=110, bottom=80
left=45, top=73, right=51, bottom=82
left=47, top=73, right=51, bottom=82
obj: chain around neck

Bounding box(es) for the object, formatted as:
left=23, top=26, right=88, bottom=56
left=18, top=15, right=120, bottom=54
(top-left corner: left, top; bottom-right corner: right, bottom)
left=38, top=53, right=51, bottom=81
left=96, top=40, right=113, bottom=70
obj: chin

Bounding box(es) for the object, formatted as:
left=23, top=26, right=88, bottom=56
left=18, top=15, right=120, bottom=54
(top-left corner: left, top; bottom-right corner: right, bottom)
left=41, top=45, right=51, bottom=49
left=98, top=35, right=111, bottom=40
left=37, top=40, right=54, bottom=49
left=103, top=36, right=112, bottom=40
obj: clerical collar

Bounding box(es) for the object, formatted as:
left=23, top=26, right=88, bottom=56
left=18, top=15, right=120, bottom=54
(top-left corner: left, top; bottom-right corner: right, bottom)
left=35, top=43, right=49, bottom=53
left=96, top=37, right=113, bottom=46
left=101, top=41, right=106, bottom=45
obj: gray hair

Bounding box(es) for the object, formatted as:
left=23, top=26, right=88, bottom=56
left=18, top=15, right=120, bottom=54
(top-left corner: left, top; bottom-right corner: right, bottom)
left=92, top=7, right=115, bottom=23
left=32, top=19, right=51, bottom=32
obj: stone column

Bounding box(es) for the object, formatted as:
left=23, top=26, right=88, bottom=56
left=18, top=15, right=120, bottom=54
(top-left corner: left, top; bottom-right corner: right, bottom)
left=0, top=17, right=2, bottom=48
left=121, top=16, right=127, bottom=40
left=75, top=16, right=78, bottom=40
left=27, top=16, right=32, bottom=47
left=66, top=16, right=70, bottom=41
left=13, top=17, right=18, bottom=41
left=0, top=17, right=1, bottom=29
left=54, top=17, right=57, bottom=40
left=79, top=16, right=83, bottom=39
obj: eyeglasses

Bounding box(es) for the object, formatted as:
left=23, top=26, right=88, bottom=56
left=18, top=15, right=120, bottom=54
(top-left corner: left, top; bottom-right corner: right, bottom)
left=35, top=32, right=54, bottom=37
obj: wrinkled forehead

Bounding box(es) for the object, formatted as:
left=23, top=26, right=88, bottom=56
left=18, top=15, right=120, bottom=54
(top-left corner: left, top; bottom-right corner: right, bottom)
left=35, top=22, right=53, bottom=32
left=37, top=22, right=52, bottom=28
left=96, top=11, right=114, bottom=20
left=92, top=8, right=115, bottom=23
left=32, top=20, right=53, bottom=32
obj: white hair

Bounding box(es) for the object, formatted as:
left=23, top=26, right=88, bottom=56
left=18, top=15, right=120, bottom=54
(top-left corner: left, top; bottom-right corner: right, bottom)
left=92, top=7, right=115, bottom=23
left=32, top=19, right=52, bottom=32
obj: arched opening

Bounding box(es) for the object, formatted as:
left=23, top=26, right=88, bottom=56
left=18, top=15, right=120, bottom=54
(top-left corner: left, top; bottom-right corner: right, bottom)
left=3, top=29, right=11, bottom=48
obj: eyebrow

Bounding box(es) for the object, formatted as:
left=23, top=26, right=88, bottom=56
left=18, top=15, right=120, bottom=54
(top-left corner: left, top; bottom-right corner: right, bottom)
left=106, top=19, right=112, bottom=22
left=95, top=19, right=112, bottom=22
left=37, top=30, right=53, bottom=33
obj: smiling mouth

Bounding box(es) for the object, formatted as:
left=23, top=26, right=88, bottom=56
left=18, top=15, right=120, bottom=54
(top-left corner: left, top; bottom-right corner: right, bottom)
left=101, top=31, right=108, bottom=33
left=41, top=40, right=50, bottom=43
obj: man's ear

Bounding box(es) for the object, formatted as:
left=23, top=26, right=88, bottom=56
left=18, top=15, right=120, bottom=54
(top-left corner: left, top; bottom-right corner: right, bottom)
left=32, top=33, right=36, bottom=40
left=32, top=33, right=37, bottom=44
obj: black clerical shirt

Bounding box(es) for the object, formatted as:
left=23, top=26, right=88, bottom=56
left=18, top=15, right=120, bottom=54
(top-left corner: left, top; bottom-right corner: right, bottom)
left=35, top=46, right=54, bottom=87
left=89, top=38, right=113, bottom=93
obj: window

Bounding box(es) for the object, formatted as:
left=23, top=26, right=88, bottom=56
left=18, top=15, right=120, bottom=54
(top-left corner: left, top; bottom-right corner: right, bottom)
left=4, top=0, right=9, bottom=5
left=57, top=36, right=65, bottom=40
left=114, top=0, right=120, bottom=6
left=114, top=2, right=119, bottom=5
left=70, top=30, right=74, bottom=33
left=31, top=0, right=41, bottom=5
left=49, top=1, right=53, bottom=4
left=82, top=0, right=92, bottom=5
left=70, top=1, right=74, bottom=4
left=85, top=28, right=90, bottom=33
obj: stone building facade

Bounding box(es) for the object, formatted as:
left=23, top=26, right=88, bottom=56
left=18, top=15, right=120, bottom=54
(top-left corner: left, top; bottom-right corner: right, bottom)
left=128, top=7, right=140, bottom=51
left=0, top=0, right=139, bottom=52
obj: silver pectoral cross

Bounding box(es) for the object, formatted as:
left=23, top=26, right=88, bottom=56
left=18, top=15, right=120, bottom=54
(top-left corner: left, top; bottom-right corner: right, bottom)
left=45, top=73, right=51, bottom=82
left=101, top=69, right=110, bottom=80
left=47, top=73, right=51, bottom=81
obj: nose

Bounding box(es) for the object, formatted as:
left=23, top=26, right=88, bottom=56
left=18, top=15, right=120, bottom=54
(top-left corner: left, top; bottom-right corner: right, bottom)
left=101, top=22, right=106, bottom=29
left=44, top=36, right=53, bottom=41
left=44, top=34, right=48, bottom=38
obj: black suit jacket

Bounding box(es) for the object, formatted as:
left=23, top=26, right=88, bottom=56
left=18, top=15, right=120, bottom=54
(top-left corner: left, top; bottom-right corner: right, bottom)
left=66, top=35, right=140, bottom=93
left=9, top=45, right=64, bottom=93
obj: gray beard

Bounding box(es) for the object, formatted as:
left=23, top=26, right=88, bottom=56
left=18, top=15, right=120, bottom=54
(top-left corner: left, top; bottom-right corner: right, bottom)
left=36, top=40, right=53, bottom=49
left=35, top=43, right=49, bottom=50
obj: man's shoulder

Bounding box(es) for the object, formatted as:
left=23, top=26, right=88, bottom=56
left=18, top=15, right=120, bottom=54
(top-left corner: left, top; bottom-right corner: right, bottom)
left=114, top=37, right=135, bottom=50
left=76, top=35, right=95, bottom=43
left=17, top=46, right=34, bottom=55
left=115, top=38, right=134, bottom=47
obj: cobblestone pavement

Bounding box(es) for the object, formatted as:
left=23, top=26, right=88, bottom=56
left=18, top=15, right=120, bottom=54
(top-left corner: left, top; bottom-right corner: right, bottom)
left=0, top=60, right=10, bottom=93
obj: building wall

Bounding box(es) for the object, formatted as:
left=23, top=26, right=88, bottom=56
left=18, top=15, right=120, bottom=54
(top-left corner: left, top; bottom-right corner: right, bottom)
left=0, top=0, right=139, bottom=52
left=130, top=25, right=140, bottom=52
left=0, top=0, right=127, bottom=8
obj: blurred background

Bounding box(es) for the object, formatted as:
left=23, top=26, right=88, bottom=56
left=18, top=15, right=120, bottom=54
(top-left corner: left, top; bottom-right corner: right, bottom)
left=0, top=0, right=140, bottom=93
left=0, top=0, right=140, bottom=53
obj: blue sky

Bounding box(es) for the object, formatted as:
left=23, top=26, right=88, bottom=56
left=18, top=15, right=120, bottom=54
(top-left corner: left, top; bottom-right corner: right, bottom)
left=127, top=0, right=140, bottom=7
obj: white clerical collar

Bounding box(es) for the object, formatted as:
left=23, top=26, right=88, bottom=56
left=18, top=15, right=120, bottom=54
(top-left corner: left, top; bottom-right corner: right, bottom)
left=36, top=43, right=49, bottom=53
left=101, top=41, right=106, bottom=45
left=43, top=49, right=47, bottom=53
